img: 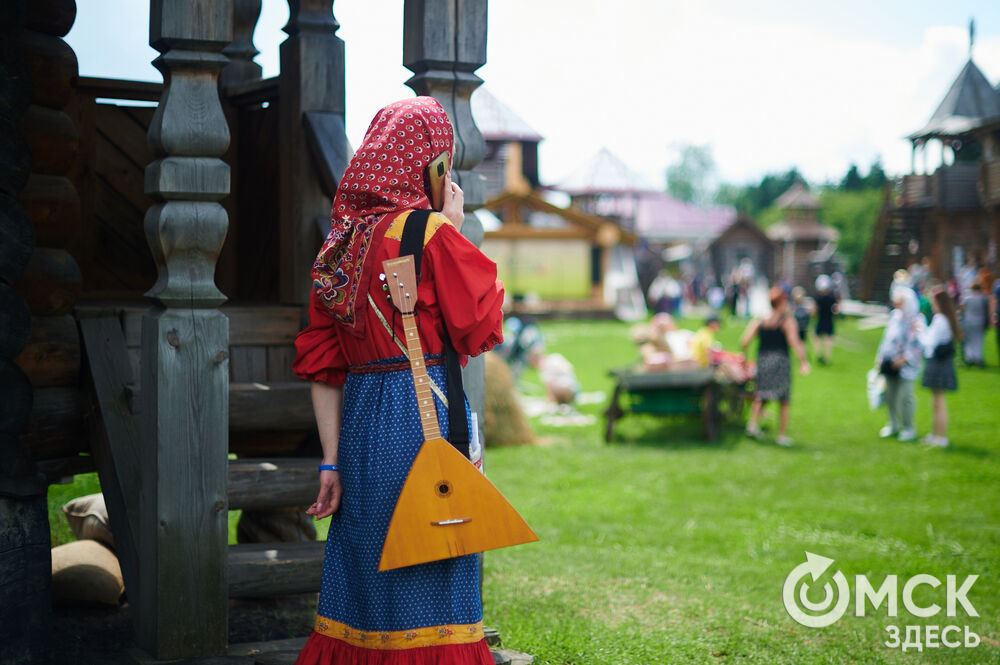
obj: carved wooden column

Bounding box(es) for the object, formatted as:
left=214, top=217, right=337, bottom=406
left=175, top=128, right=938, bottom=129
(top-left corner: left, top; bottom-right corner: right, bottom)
left=403, top=0, right=489, bottom=446
left=137, top=0, right=233, bottom=658
left=221, top=0, right=262, bottom=88
left=279, top=0, right=346, bottom=304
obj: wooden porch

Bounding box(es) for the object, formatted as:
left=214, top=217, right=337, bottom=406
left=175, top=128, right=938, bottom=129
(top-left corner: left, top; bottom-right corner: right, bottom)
left=2, top=0, right=493, bottom=662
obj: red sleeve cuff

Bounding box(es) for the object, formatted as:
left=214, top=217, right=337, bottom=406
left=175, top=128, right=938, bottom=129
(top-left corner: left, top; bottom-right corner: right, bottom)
left=294, top=366, right=347, bottom=387
left=292, top=291, right=349, bottom=385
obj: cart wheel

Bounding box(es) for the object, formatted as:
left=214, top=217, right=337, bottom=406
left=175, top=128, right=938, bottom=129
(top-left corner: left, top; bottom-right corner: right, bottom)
left=721, top=383, right=745, bottom=421
left=604, top=384, right=623, bottom=442
left=702, top=384, right=721, bottom=441
left=735, top=386, right=750, bottom=418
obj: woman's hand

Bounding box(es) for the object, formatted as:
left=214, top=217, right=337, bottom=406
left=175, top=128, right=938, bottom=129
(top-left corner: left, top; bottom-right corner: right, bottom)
left=799, top=360, right=811, bottom=375
left=306, top=469, right=343, bottom=520
left=892, top=355, right=906, bottom=370
left=441, top=172, right=464, bottom=231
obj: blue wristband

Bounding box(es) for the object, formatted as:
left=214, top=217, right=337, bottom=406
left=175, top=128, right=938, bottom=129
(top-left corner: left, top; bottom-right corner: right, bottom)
left=318, top=464, right=339, bottom=472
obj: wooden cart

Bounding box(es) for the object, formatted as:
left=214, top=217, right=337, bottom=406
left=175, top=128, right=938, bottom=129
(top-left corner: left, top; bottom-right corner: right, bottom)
left=604, top=367, right=749, bottom=442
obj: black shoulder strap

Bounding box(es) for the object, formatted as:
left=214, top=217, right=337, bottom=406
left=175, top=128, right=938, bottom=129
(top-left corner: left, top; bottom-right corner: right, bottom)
left=399, top=209, right=430, bottom=277
left=398, top=210, right=471, bottom=458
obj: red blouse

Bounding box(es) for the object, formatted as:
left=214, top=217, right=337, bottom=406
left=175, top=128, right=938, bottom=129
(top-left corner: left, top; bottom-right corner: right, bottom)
left=293, top=212, right=504, bottom=386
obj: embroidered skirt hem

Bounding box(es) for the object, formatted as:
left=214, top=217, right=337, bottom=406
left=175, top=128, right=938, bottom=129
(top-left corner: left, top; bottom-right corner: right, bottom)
left=294, top=631, right=493, bottom=665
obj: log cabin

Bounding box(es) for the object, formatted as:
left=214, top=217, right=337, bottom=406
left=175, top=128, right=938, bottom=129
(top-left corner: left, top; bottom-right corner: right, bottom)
left=767, top=182, right=838, bottom=290
left=707, top=214, right=776, bottom=285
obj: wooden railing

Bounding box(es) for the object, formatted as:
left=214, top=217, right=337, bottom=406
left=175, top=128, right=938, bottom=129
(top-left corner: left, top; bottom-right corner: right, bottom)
left=901, top=164, right=980, bottom=210
left=900, top=174, right=931, bottom=205
left=931, top=162, right=980, bottom=210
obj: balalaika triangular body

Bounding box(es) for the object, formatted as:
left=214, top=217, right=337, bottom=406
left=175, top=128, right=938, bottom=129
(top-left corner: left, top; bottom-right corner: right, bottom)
left=378, top=254, right=537, bottom=571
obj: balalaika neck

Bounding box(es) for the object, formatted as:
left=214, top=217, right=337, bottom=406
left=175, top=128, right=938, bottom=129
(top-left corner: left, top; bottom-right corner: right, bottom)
left=401, top=311, right=441, bottom=441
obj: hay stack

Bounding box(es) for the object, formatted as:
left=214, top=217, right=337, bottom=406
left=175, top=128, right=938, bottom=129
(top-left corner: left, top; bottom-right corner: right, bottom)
left=484, top=352, right=536, bottom=446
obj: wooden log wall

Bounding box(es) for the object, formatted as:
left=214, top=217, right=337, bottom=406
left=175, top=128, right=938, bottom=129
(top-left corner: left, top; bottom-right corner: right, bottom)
left=1, top=1, right=79, bottom=661
left=12, top=0, right=88, bottom=480
left=13, top=3, right=83, bottom=314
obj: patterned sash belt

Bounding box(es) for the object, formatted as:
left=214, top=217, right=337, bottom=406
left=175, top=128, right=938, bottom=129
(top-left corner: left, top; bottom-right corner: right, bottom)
left=348, top=356, right=445, bottom=375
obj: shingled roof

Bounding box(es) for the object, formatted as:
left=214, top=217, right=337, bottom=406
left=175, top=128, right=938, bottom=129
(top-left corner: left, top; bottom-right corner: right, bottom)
left=471, top=87, right=543, bottom=143
left=556, top=147, right=658, bottom=195
left=775, top=181, right=820, bottom=210
left=767, top=182, right=837, bottom=242
left=908, top=59, right=1000, bottom=140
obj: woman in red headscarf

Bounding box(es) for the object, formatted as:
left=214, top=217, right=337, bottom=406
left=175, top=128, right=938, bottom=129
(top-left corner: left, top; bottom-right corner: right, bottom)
left=292, top=97, right=503, bottom=665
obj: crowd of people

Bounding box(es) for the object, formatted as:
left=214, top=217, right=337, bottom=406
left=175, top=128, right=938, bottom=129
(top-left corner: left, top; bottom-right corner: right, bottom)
left=637, top=269, right=843, bottom=446
left=636, top=257, right=997, bottom=449
left=505, top=256, right=997, bottom=451
left=871, top=258, right=997, bottom=448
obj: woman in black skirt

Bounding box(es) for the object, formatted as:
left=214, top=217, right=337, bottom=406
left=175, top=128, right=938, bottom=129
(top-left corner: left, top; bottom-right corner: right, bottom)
left=918, top=287, right=961, bottom=447
left=741, top=287, right=810, bottom=446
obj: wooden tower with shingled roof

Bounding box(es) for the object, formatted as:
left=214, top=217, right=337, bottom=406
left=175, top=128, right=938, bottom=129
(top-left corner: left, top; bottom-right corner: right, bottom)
left=859, top=21, right=1000, bottom=301
left=767, top=181, right=838, bottom=289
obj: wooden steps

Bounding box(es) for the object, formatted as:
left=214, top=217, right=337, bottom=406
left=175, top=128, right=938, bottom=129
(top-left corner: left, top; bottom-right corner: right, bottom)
left=227, top=457, right=323, bottom=598
left=228, top=457, right=318, bottom=511
left=80, top=314, right=326, bottom=603
left=229, top=382, right=312, bottom=432
left=24, top=380, right=315, bottom=470
left=228, top=541, right=325, bottom=598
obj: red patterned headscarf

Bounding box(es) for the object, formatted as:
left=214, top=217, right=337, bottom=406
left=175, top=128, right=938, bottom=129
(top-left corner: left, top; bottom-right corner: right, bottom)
left=311, top=97, right=454, bottom=335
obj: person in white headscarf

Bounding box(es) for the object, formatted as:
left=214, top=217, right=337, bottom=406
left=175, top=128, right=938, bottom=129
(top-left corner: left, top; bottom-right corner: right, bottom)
left=874, top=282, right=924, bottom=442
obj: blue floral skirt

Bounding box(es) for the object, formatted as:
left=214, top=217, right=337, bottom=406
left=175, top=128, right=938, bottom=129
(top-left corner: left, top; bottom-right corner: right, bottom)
left=296, top=357, right=491, bottom=664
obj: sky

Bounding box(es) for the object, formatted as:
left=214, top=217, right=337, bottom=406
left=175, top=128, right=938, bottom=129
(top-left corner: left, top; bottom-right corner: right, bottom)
left=67, top=0, right=1000, bottom=191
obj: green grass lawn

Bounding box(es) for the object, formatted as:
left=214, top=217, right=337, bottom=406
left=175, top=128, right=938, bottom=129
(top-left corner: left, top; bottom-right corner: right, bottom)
left=46, top=315, right=999, bottom=663
left=480, top=316, right=999, bottom=664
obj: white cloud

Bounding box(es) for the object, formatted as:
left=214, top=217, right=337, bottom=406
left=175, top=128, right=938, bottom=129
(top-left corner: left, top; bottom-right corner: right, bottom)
left=483, top=5, right=1000, bottom=187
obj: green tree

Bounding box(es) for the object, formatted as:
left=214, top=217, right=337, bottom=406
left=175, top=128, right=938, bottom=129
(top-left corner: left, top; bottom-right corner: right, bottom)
left=665, top=144, right=716, bottom=205
left=840, top=164, right=864, bottom=191
left=714, top=168, right=804, bottom=216
left=863, top=158, right=887, bottom=189
left=818, top=188, right=883, bottom=273
left=752, top=169, right=804, bottom=211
